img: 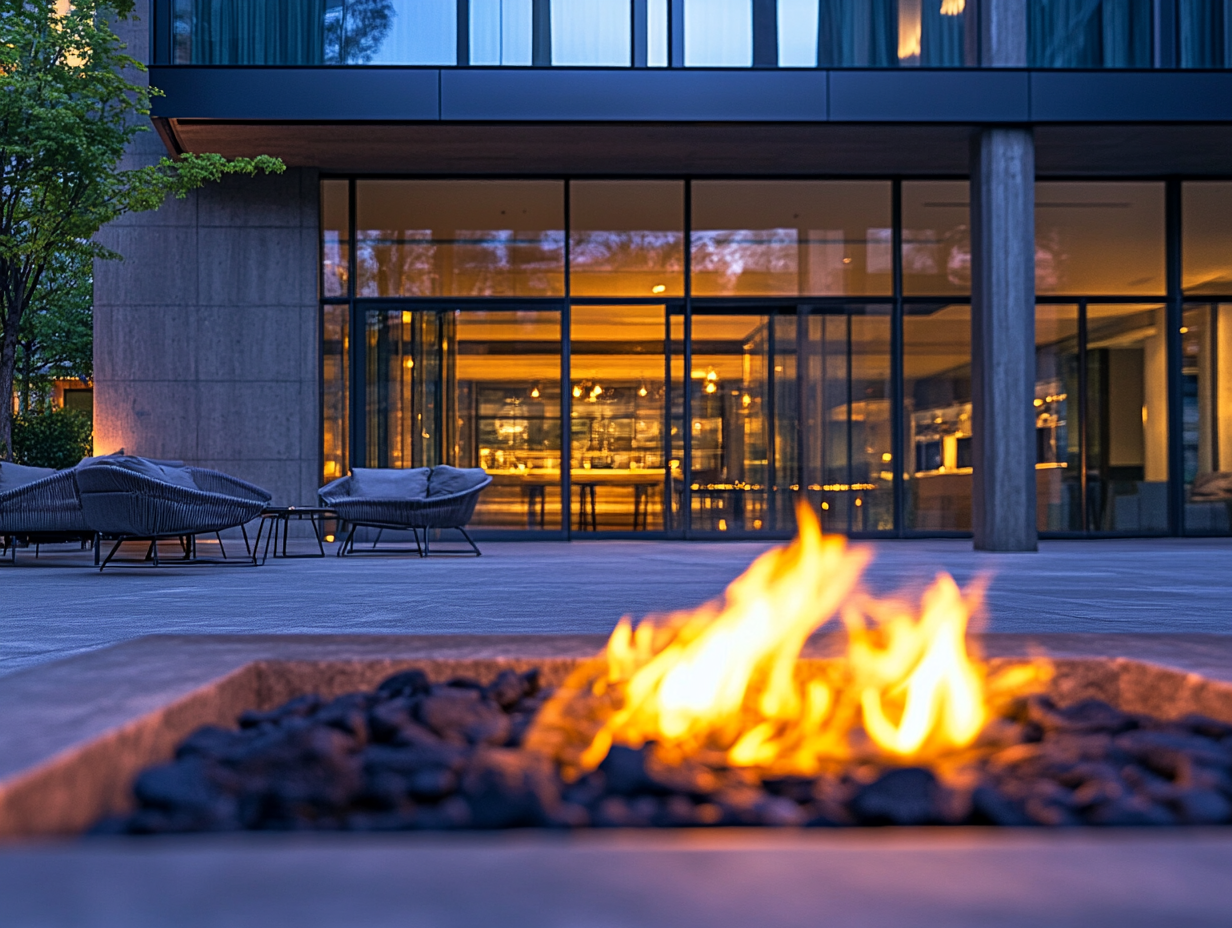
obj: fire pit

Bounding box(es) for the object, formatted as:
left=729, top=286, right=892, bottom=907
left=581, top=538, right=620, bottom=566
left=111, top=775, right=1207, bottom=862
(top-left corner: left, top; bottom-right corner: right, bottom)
left=92, top=510, right=1232, bottom=834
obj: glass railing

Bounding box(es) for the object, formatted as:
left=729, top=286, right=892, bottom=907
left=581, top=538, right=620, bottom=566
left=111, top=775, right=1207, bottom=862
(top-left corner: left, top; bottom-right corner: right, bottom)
left=159, top=0, right=1232, bottom=68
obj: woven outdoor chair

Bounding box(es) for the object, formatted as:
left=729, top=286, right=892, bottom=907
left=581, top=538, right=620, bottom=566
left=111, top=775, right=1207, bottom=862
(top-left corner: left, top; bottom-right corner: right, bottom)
left=320, top=465, right=491, bottom=557
left=76, top=461, right=271, bottom=570
left=0, top=465, right=93, bottom=564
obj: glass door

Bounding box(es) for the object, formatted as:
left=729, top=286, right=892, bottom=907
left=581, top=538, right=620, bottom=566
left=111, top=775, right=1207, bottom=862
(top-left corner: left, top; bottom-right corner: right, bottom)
left=357, top=305, right=564, bottom=533
left=569, top=305, right=670, bottom=533
left=1182, top=303, right=1232, bottom=534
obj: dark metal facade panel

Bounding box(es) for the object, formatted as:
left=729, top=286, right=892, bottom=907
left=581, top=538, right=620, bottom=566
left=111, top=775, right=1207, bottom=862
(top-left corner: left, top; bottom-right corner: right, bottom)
left=439, top=69, right=828, bottom=121
left=1030, top=71, right=1232, bottom=123
left=829, top=70, right=1030, bottom=123
left=149, top=67, right=441, bottom=121
left=150, top=67, right=1232, bottom=126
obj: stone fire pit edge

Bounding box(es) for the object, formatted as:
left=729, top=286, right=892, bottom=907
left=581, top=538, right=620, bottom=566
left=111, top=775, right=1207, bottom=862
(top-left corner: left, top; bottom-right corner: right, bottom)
left=2, top=632, right=1232, bottom=840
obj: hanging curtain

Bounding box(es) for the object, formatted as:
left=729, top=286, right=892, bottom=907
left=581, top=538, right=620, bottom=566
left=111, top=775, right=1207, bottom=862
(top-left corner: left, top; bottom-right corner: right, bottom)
left=817, top=0, right=896, bottom=67
left=1029, top=0, right=1150, bottom=67
left=1180, top=0, right=1231, bottom=67
left=920, top=0, right=964, bottom=66
left=192, top=0, right=327, bottom=64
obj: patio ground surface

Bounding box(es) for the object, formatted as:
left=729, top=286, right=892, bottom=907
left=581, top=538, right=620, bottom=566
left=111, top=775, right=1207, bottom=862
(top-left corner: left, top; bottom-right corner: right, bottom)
left=2, top=535, right=1230, bottom=677
left=1, top=536, right=1231, bottom=927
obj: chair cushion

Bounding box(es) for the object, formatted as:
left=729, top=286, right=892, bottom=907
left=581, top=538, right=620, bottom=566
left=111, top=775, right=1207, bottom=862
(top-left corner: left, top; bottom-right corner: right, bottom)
left=350, top=467, right=430, bottom=500
left=79, top=455, right=198, bottom=490
left=0, top=462, right=56, bottom=493
left=428, top=465, right=488, bottom=497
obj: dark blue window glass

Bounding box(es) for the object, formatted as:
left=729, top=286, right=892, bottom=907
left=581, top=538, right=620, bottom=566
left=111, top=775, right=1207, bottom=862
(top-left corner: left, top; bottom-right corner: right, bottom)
left=1029, top=0, right=1152, bottom=68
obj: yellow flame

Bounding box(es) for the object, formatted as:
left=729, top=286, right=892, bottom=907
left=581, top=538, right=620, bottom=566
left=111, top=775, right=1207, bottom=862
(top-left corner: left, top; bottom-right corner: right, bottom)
left=533, top=502, right=1014, bottom=777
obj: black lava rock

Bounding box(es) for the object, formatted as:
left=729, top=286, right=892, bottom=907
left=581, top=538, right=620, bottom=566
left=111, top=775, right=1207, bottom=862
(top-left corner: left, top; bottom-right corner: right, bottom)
left=850, top=767, right=942, bottom=826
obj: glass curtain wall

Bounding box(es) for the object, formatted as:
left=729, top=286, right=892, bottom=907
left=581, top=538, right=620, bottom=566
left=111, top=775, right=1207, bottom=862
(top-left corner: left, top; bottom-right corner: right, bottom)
left=903, top=304, right=972, bottom=531
left=168, top=0, right=1232, bottom=67
left=1028, top=0, right=1152, bottom=67
left=324, top=177, right=1229, bottom=539
left=570, top=306, right=669, bottom=531
left=804, top=307, right=894, bottom=534
left=1181, top=304, right=1232, bottom=533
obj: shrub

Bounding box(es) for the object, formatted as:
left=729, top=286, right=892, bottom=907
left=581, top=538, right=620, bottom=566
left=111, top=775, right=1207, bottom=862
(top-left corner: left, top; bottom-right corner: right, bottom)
left=11, top=408, right=93, bottom=469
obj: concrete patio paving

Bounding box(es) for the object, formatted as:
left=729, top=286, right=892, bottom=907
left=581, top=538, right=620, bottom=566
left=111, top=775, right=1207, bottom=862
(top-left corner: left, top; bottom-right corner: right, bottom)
left=2, top=536, right=1229, bottom=677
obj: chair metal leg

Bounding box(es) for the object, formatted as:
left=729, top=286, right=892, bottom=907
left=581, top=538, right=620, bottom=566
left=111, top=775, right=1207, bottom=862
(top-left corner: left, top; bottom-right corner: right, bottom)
left=241, top=523, right=252, bottom=558
left=215, top=531, right=228, bottom=559
left=94, top=534, right=101, bottom=567
left=337, top=524, right=357, bottom=557
left=458, top=526, right=482, bottom=556
left=99, top=538, right=125, bottom=572
left=372, top=528, right=383, bottom=550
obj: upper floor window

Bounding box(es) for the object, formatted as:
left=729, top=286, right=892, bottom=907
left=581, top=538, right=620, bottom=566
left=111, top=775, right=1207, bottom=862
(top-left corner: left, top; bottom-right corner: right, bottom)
left=164, top=0, right=1232, bottom=68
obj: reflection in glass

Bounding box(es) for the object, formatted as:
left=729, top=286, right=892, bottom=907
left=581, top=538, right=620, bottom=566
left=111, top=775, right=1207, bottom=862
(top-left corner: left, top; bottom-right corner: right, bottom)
left=325, top=0, right=395, bottom=63
left=902, top=181, right=970, bottom=296
left=570, top=306, right=668, bottom=531
left=355, top=181, right=565, bottom=298
left=817, top=0, right=896, bottom=67
left=1035, top=305, right=1080, bottom=532
left=1084, top=304, right=1168, bottom=532
left=453, top=311, right=563, bottom=529
left=182, top=0, right=327, bottom=64
left=691, top=182, right=893, bottom=297
left=321, top=179, right=349, bottom=298
left=1035, top=183, right=1166, bottom=296
left=1179, top=1, right=1232, bottom=67
left=552, top=0, right=631, bottom=65
left=569, top=181, right=684, bottom=298
left=471, top=0, right=533, bottom=65
left=322, top=304, right=349, bottom=483
left=685, top=0, right=752, bottom=66
left=1029, top=0, right=1151, bottom=67
left=904, top=305, right=971, bottom=531
left=1182, top=183, right=1232, bottom=295
left=363, top=0, right=456, bottom=64
left=1182, top=304, right=1232, bottom=532
left=803, top=308, right=893, bottom=534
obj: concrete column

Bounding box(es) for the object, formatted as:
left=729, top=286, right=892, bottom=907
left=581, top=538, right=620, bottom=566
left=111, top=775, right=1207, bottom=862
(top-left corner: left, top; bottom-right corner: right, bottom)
left=970, top=128, right=1036, bottom=551
left=93, top=0, right=322, bottom=510
left=969, top=0, right=1034, bottom=551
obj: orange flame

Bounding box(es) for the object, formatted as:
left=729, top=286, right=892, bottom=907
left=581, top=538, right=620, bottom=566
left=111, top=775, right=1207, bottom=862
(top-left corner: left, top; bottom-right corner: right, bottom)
left=531, top=503, right=1021, bottom=776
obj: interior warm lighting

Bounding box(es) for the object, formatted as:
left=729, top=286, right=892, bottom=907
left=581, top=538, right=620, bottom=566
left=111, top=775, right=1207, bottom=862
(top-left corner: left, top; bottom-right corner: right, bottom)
left=324, top=534, right=335, bottom=543
left=528, top=504, right=1043, bottom=777
left=705, top=369, right=718, bottom=382
left=881, top=452, right=892, bottom=462
left=530, top=384, right=541, bottom=398
left=941, top=0, right=965, bottom=14
left=704, top=381, right=717, bottom=394
left=742, top=394, right=752, bottom=407
left=573, top=385, right=583, bottom=398
left=1180, top=326, right=1189, bottom=334
left=717, top=518, right=727, bottom=531
left=898, top=24, right=921, bottom=59
left=404, top=358, right=414, bottom=369
left=821, top=501, right=829, bottom=510
left=1033, top=398, right=1044, bottom=407
left=638, top=384, right=648, bottom=397
left=652, top=284, right=667, bottom=294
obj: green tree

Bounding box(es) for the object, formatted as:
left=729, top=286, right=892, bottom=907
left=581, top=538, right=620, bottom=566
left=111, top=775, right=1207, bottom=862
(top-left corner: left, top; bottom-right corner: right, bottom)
left=15, top=249, right=92, bottom=415
left=0, top=0, right=284, bottom=460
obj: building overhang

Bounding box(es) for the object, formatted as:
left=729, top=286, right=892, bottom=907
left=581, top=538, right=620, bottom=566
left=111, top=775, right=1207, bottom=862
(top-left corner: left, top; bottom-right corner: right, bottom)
left=149, top=67, right=1232, bottom=176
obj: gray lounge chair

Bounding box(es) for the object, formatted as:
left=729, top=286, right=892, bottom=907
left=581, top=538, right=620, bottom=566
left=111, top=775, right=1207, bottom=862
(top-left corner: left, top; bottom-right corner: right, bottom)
left=319, top=465, right=491, bottom=556
left=0, top=462, right=93, bottom=563
left=76, top=458, right=272, bottom=570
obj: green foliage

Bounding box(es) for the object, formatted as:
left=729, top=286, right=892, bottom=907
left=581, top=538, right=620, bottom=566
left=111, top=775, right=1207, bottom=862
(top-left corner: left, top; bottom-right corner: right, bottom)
left=16, top=250, right=93, bottom=414
left=11, top=408, right=93, bottom=469
left=0, top=0, right=284, bottom=459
